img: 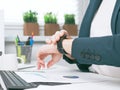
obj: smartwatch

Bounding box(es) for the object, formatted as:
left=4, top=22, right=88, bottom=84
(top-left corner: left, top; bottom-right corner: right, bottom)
left=57, top=34, right=68, bottom=55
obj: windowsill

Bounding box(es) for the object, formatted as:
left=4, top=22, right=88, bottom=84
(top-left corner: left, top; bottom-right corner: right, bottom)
left=4, top=22, right=79, bottom=42
left=5, top=36, right=49, bottom=42
left=5, top=36, right=77, bottom=42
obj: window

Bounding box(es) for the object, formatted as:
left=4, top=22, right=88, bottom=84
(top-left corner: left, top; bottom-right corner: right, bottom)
left=1, top=0, right=89, bottom=39
left=0, top=0, right=88, bottom=25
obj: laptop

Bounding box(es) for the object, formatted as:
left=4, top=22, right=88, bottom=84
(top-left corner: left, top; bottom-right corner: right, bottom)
left=0, top=71, right=71, bottom=90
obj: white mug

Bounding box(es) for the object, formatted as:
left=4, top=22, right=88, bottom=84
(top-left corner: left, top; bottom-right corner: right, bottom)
left=0, top=54, right=18, bottom=70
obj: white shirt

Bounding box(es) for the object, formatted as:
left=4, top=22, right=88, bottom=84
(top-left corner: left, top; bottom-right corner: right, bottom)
left=89, top=0, right=120, bottom=78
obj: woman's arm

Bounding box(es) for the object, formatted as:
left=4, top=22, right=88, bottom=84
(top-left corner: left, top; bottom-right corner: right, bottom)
left=68, top=34, right=120, bottom=67
left=61, top=34, right=120, bottom=67
left=62, top=39, right=73, bottom=55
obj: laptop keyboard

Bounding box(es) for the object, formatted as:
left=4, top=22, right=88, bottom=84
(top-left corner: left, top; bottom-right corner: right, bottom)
left=0, top=71, right=37, bottom=90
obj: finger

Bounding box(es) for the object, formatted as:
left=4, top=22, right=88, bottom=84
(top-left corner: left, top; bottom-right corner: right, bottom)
left=37, top=62, right=41, bottom=70
left=46, top=31, right=60, bottom=44
left=37, top=63, right=45, bottom=69
left=37, top=49, right=48, bottom=60
left=37, top=58, right=45, bottom=65
left=54, top=31, right=60, bottom=36
left=50, top=31, right=61, bottom=44
left=45, top=38, right=52, bottom=44
left=60, top=30, right=71, bottom=38
left=47, top=58, right=56, bottom=68
left=51, top=35, right=57, bottom=44
left=60, top=30, right=68, bottom=36
left=52, top=31, right=67, bottom=44
left=47, top=54, right=62, bottom=68
left=37, top=51, right=48, bottom=69
left=46, top=30, right=70, bottom=44
left=47, top=58, right=60, bottom=68
left=47, top=60, right=56, bottom=68
left=52, top=31, right=63, bottom=44
left=54, top=31, right=61, bottom=41
left=37, top=58, right=45, bottom=69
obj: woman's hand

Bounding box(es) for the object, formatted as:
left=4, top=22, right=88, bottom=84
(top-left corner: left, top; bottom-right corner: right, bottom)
left=37, top=44, right=62, bottom=69
left=46, top=30, right=71, bottom=44
left=37, top=30, right=73, bottom=70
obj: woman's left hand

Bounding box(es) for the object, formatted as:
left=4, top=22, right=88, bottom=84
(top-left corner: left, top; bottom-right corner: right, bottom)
left=37, top=44, right=62, bottom=69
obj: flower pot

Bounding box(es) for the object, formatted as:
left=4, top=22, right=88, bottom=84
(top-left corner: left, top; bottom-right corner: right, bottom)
left=44, top=24, right=59, bottom=36
left=63, top=24, right=78, bottom=36
left=23, top=23, right=39, bottom=36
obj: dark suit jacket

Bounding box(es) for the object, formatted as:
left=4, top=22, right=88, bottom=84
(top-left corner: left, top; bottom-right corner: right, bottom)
left=63, top=0, right=120, bottom=71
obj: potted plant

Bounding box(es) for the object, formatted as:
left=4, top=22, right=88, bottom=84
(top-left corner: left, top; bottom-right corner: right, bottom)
left=44, top=12, right=59, bottom=36
left=63, top=14, right=78, bottom=36
left=23, top=10, right=39, bottom=36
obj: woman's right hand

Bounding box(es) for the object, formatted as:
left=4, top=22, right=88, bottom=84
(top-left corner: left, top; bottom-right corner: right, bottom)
left=45, top=29, right=74, bottom=60
left=46, top=30, right=71, bottom=44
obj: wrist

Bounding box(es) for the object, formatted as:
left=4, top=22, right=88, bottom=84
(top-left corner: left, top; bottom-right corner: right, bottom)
left=62, top=39, right=73, bottom=55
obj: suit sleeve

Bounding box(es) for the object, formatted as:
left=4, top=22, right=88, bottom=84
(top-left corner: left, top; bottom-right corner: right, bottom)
left=71, top=34, right=120, bottom=67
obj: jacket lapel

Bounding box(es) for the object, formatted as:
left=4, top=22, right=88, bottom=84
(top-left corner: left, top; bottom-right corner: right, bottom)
left=111, top=0, right=120, bottom=34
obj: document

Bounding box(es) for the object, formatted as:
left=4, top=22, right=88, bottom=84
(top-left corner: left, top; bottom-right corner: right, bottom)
left=16, top=64, right=120, bottom=84
left=0, top=64, right=117, bottom=90
left=26, top=81, right=120, bottom=90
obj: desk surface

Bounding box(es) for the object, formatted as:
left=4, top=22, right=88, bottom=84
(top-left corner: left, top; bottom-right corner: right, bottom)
left=27, top=82, right=120, bottom=90
left=16, top=63, right=120, bottom=90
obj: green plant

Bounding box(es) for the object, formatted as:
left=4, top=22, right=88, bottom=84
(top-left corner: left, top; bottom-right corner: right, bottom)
left=23, top=10, right=38, bottom=23
left=44, top=12, right=57, bottom=24
left=64, top=14, right=75, bottom=24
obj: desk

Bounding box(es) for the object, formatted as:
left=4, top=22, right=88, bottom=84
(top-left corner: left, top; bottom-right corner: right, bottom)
left=16, top=63, right=120, bottom=90
left=26, top=82, right=120, bottom=90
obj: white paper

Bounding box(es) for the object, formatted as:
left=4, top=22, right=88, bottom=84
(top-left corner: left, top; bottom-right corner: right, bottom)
left=26, top=81, right=120, bottom=90
left=16, top=64, right=120, bottom=84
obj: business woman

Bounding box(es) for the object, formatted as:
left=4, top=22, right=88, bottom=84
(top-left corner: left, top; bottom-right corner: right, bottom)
left=37, top=0, right=120, bottom=77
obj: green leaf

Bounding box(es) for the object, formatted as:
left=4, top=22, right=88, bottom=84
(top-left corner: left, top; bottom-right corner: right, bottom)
left=44, top=12, right=58, bottom=24
left=23, top=10, right=38, bottom=23
left=64, top=14, right=75, bottom=24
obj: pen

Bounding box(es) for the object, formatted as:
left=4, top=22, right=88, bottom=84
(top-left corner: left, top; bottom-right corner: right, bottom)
left=29, top=37, right=34, bottom=46
left=26, top=37, right=30, bottom=45
left=15, top=36, right=19, bottom=45
left=15, top=35, right=21, bottom=45
left=32, top=32, right=34, bottom=39
left=26, top=36, right=34, bottom=46
left=17, top=35, right=20, bottom=42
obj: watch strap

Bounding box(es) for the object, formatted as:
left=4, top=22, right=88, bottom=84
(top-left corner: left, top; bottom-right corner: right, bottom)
left=57, top=34, right=68, bottom=54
